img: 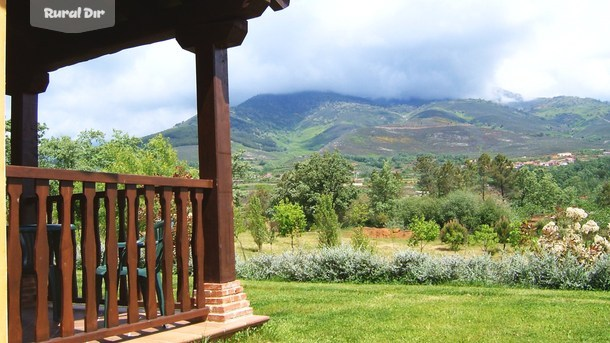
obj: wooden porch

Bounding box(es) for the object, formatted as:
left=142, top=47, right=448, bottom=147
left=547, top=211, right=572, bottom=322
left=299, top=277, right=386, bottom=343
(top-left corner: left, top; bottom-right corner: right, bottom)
left=7, top=165, right=214, bottom=342
left=2, top=1, right=290, bottom=342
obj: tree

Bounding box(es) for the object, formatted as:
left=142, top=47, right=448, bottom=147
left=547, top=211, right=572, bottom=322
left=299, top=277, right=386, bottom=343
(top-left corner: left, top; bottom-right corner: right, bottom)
left=490, top=154, right=514, bottom=198
left=596, top=181, right=610, bottom=207
left=461, top=159, right=478, bottom=190
left=232, top=150, right=253, bottom=206
left=98, top=130, right=146, bottom=174
left=511, top=168, right=565, bottom=216
left=414, top=155, right=438, bottom=195
left=244, top=194, right=268, bottom=252
left=435, top=161, right=461, bottom=197
left=408, top=216, right=440, bottom=252
left=233, top=206, right=248, bottom=260
left=494, top=216, right=512, bottom=250
left=471, top=224, right=499, bottom=253
left=275, top=151, right=357, bottom=226
left=369, top=160, right=402, bottom=226
left=477, top=153, right=492, bottom=200
left=312, top=194, right=341, bottom=248
left=39, top=129, right=105, bottom=171
left=344, top=193, right=369, bottom=227
left=272, top=200, right=307, bottom=250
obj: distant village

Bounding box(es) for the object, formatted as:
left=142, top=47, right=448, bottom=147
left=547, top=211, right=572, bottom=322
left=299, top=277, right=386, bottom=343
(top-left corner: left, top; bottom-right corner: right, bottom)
left=514, top=152, right=577, bottom=168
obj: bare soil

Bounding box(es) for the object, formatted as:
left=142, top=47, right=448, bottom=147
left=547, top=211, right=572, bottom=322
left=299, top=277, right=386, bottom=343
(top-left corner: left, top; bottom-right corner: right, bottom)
left=362, top=227, right=412, bottom=239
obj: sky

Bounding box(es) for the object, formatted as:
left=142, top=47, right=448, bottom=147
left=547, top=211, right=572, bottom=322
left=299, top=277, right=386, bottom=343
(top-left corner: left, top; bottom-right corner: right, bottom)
left=7, top=0, right=610, bottom=138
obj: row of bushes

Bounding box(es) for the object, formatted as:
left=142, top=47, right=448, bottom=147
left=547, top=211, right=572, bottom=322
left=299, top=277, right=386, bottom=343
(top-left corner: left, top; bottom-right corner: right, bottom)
left=394, top=190, right=513, bottom=232
left=236, top=246, right=610, bottom=291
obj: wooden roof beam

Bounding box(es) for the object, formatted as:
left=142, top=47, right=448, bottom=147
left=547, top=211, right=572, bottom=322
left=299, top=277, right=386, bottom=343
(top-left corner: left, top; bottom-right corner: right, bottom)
left=12, top=0, right=282, bottom=72
left=270, top=0, right=290, bottom=11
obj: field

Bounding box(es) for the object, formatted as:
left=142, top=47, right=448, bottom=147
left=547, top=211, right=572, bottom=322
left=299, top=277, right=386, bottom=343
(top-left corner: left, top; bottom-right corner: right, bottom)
left=227, top=281, right=610, bottom=342
left=235, top=228, right=488, bottom=260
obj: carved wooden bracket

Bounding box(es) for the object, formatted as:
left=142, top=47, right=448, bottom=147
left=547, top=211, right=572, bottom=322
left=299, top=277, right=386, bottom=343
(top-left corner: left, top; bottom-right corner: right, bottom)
left=270, top=0, right=290, bottom=11
left=176, top=20, right=248, bottom=52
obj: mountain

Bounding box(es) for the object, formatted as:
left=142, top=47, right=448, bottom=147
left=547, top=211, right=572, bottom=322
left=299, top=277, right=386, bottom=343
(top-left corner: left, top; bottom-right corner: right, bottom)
left=147, top=92, right=610, bottom=165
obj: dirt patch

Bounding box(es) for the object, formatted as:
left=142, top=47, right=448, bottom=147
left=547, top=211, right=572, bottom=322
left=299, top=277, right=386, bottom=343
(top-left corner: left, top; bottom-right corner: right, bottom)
left=362, top=227, right=412, bottom=239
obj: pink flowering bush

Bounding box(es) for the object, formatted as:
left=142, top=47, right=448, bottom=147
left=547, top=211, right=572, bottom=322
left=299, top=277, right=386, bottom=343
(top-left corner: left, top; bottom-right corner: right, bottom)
left=538, top=207, right=610, bottom=264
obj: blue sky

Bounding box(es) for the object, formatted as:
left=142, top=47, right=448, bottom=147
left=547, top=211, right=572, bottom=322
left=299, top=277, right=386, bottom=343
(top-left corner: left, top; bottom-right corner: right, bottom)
left=8, top=0, right=610, bottom=137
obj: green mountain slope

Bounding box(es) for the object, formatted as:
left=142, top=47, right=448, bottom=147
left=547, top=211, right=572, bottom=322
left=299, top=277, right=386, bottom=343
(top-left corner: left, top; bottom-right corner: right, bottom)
left=147, top=92, right=610, bottom=164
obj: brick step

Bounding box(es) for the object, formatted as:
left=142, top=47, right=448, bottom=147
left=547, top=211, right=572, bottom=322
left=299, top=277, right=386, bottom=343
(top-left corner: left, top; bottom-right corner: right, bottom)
left=208, top=300, right=250, bottom=314
left=204, top=286, right=244, bottom=298
left=205, top=292, right=248, bottom=305
left=207, top=306, right=254, bottom=322
left=204, top=281, right=242, bottom=290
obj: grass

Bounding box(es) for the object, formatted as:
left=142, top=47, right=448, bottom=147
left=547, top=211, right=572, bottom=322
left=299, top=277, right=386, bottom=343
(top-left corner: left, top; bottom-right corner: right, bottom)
left=225, top=281, right=610, bottom=342
left=235, top=229, right=489, bottom=260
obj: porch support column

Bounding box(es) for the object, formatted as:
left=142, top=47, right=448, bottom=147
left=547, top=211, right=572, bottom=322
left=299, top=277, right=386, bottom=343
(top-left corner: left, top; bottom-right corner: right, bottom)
left=10, top=94, right=40, bottom=167
left=1, top=0, right=8, bottom=340
left=7, top=78, right=48, bottom=224
left=177, top=20, right=247, bottom=283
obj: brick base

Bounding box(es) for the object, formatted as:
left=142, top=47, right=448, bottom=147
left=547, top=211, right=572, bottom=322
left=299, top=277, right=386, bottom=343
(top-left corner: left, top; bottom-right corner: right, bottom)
left=204, top=281, right=254, bottom=322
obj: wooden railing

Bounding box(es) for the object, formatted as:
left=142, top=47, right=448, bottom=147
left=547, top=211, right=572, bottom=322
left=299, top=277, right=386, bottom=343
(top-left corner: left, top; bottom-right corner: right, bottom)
left=6, top=165, right=213, bottom=342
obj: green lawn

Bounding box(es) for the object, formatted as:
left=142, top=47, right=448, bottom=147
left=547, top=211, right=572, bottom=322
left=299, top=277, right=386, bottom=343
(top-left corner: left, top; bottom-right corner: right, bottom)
left=227, top=281, right=610, bottom=342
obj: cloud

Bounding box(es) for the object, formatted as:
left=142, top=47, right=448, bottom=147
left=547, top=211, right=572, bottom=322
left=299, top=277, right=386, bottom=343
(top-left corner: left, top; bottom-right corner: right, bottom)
left=38, top=40, right=197, bottom=137
left=7, top=0, right=610, bottom=137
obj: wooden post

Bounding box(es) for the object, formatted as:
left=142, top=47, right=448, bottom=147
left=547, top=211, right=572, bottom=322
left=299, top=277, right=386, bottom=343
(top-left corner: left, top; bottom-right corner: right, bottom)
left=177, top=20, right=247, bottom=283
left=1, top=0, right=8, bottom=341
left=195, top=46, right=235, bottom=283
left=10, top=94, right=39, bottom=167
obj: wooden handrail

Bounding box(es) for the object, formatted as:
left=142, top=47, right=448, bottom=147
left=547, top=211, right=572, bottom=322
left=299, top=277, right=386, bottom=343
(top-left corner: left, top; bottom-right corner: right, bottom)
left=6, top=165, right=214, bottom=189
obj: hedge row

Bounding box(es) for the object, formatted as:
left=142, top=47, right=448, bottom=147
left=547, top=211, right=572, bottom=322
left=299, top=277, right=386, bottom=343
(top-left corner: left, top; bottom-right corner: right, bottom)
left=236, top=246, right=610, bottom=291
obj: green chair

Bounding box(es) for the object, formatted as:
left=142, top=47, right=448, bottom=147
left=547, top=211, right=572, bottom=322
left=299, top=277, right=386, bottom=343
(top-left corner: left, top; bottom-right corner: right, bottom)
left=137, top=222, right=165, bottom=316
left=96, top=221, right=166, bottom=326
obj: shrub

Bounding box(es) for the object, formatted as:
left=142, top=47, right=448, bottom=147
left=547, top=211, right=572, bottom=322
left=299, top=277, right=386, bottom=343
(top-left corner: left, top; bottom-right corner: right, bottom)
left=538, top=207, right=610, bottom=264
left=390, top=250, right=460, bottom=284
left=236, top=247, right=610, bottom=290
left=589, top=255, right=610, bottom=290
left=440, top=219, right=468, bottom=251
left=477, top=196, right=512, bottom=228
left=395, top=196, right=442, bottom=228
left=440, top=191, right=480, bottom=231
left=351, top=227, right=375, bottom=253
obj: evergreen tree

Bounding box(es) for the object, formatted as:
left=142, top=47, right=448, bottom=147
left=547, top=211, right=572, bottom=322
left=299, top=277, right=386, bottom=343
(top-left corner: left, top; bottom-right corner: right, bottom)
left=477, top=153, right=492, bottom=200
left=414, top=155, right=438, bottom=195
left=435, top=161, right=460, bottom=197
left=369, top=160, right=402, bottom=226
left=490, top=154, right=514, bottom=198
left=313, top=194, right=341, bottom=248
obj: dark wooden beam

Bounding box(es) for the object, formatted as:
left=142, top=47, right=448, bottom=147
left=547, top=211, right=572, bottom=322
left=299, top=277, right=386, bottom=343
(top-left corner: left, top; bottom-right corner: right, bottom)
left=186, top=35, right=238, bottom=282
left=6, top=1, right=272, bottom=72
left=176, top=20, right=248, bottom=52
left=270, top=0, right=290, bottom=11
left=10, top=93, right=39, bottom=225
left=195, top=45, right=236, bottom=283
left=10, top=94, right=39, bottom=167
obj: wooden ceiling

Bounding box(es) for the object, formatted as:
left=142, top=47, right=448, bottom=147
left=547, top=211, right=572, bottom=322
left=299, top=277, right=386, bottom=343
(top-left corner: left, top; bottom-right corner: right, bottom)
left=6, top=0, right=289, bottom=94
